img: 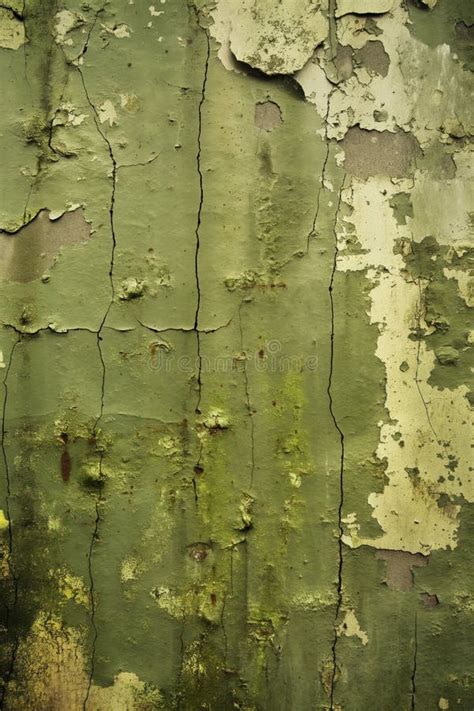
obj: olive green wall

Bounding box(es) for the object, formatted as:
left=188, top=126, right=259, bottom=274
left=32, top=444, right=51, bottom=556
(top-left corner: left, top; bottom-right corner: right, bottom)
left=0, top=0, right=472, bottom=708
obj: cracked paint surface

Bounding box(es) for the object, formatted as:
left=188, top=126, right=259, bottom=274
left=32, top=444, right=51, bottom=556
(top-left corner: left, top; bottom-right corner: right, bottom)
left=0, top=0, right=472, bottom=709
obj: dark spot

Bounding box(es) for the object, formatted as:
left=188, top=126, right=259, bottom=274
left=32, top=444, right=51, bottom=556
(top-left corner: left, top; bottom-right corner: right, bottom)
left=60, top=449, right=72, bottom=482
left=193, top=465, right=204, bottom=476
left=188, top=542, right=210, bottom=562
left=210, top=592, right=217, bottom=606
left=421, top=592, right=439, bottom=608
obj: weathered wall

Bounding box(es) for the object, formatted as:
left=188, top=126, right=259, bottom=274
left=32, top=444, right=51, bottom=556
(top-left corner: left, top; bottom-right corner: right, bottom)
left=0, top=0, right=472, bottom=709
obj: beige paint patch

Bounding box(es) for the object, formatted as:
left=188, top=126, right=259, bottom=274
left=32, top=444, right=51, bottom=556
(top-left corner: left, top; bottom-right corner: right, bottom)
left=338, top=609, right=369, bottom=645
left=209, top=0, right=328, bottom=75
left=98, top=100, right=118, bottom=127
left=303, top=3, right=474, bottom=145
left=102, top=23, right=131, bottom=39
left=0, top=6, right=26, bottom=50
left=335, top=0, right=393, bottom=17
left=54, top=9, right=83, bottom=46
left=0, top=209, right=91, bottom=283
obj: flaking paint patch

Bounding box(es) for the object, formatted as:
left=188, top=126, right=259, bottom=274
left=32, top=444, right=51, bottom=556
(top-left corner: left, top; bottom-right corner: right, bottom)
left=0, top=7, right=26, bottom=50
left=338, top=178, right=472, bottom=553
left=335, top=0, right=394, bottom=18
left=0, top=209, right=91, bottom=283
left=209, top=0, right=328, bottom=75
left=337, top=609, right=369, bottom=645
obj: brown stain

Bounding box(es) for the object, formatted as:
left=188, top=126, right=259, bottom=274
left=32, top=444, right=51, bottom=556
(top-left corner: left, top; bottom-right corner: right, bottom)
left=60, top=449, right=72, bottom=482
left=0, top=209, right=91, bottom=283
left=421, top=592, right=439, bottom=608
left=376, top=549, right=429, bottom=591
left=341, top=127, right=421, bottom=179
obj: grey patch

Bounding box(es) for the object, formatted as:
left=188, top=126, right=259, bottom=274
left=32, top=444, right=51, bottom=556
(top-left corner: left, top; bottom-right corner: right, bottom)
left=389, top=192, right=414, bottom=225
left=0, top=209, right=91, bottom=283
left=356, top=40, right=390, bottom=76
left=376, top=549, right=428, bottom=591
left=255, top=101, right=282, bottom=132
left=341, top=127, right=421, bottom=179
left=335, top=43, right=354, bottom=80
left=373, top=109, right=388, bottom=122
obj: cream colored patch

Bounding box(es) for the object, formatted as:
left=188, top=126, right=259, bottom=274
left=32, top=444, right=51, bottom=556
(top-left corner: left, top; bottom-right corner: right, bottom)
left=0, top=7, right=26, bottom=49
left=54, top=9, right=82, bottom=45
left=335, top=0, right=393, bottom=17
left=102, top=23, right=131, bottom=39
left=52, top=103, right=88, bottom=128
left=338, top=609, right=369, bottom=645
left=98, top=100, right=118, bottom=127
left=298, top=4, right=473, bottom=147
left=209, top=0, right=328, bottom=75
left=338, top=178, right=472, bottom=554
left=438, top=699, right=449, bottom=710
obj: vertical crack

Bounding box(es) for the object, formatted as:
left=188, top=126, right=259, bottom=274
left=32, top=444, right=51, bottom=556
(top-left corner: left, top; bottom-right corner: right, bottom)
left=305, top=88, right=336, bottom=255
left=193, top=28, right=210, bottom=417
left=77, top=67, right=117, bottom=711
left=327, top=184, right=345, bottom=711
left=191, top=25, right=210, bottom=504
left=238, top=301, right=255, bottom=489
left=0, top=335, right=21, bottom=708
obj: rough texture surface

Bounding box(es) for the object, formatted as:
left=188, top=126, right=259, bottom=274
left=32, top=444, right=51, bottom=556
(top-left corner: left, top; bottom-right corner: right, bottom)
left=0, top=0, right=472, bottom=709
